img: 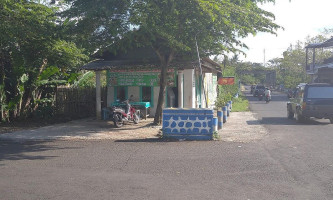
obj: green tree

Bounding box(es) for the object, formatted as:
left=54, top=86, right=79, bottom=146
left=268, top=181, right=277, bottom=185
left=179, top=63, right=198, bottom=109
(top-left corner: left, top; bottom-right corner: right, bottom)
left=62, top=0, right=281, bottom=124
left=0, top=0, right=87, bottom=121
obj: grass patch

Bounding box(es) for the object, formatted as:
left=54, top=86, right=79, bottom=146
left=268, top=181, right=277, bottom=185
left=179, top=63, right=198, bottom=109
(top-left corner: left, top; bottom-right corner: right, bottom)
left=231, top=94, right=249, bottom=112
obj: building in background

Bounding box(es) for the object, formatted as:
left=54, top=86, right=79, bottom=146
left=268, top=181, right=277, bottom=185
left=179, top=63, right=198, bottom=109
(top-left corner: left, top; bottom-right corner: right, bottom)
left=305, top=37, right=333, bottom=83
left=81, top=47, right=221, bottom=118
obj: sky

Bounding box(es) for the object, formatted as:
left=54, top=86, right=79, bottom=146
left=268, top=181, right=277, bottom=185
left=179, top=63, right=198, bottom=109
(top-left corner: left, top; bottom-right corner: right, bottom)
left=239, top=0, right=333, bottom=63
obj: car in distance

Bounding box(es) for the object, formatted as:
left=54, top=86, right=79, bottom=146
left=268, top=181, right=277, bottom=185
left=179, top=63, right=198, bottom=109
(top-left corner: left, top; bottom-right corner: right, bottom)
left=287, top=83, right=333, bottom=123
left=253, top=85, right=265, bottom=97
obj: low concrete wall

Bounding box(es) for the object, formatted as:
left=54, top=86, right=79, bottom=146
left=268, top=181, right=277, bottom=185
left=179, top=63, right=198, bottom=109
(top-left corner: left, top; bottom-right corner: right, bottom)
left=162, top=108, right=214, bottom=140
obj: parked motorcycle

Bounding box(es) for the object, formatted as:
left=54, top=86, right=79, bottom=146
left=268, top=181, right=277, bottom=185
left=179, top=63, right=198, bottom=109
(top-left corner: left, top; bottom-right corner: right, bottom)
left=111, top=100, right=140, bottom=128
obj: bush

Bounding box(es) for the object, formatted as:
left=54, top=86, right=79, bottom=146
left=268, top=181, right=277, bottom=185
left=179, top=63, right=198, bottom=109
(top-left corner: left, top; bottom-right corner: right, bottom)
left=215, top=82, right=239, bottom=108
left=231, top=95, right=249, bottom=112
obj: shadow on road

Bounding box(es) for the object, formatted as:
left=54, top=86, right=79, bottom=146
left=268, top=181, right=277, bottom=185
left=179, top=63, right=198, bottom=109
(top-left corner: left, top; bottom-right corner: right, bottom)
left=114, top=138, right=211, bottom=143
left=247, top=117, right=331, bottom=126
left=0, top=140, right=81, bottom=165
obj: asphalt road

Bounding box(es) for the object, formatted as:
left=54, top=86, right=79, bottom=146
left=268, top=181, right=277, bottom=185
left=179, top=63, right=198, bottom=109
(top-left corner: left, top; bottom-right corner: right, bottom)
left=1, top=87, right=332, bottom=200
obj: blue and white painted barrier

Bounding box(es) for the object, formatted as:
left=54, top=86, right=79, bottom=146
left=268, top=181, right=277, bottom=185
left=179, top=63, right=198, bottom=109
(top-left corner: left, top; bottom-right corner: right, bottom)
left=222, top=106, right=228, bottom=123
left=213, top=117, right=218, bottom=132
left=228, top=100, right=233, bottom=110
left=226, top=103, right=230, bottom=117
left=163, top=108, right=214, bottom=140
left=217, top=110, right=223, bottom=129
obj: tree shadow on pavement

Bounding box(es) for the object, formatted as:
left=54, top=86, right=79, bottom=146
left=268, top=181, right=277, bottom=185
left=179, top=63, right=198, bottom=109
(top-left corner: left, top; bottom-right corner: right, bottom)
left=0, top=140, right=81, bottom=165
left=247, top=117, right=330, bottom=126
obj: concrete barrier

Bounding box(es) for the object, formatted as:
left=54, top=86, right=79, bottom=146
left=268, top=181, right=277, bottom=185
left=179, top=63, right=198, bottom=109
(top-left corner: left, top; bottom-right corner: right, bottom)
left=163, top=108, right=214, bottom=140
left=217, top=110, right=223, bottom=129
left=226, top=103, right=230, bottom=117
left=213, top=117, right=218, bottom=132
left=222, top=106, right=227, bottom=123
left=228, top=100, right=233, bottom=110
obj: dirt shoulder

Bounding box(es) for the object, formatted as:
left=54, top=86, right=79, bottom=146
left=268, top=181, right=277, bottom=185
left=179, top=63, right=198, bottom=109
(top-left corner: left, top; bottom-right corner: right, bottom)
left=218, top=112, right=268, bottom=143
left=0, top=118, right=162, bottom=141
left=1, top=112, right=267, bottom=142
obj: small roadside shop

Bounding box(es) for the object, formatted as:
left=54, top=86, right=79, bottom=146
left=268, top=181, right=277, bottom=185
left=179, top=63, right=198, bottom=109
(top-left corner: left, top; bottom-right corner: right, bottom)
left=305, top=37, right=333, bottom=83
left=81, top=47, right=222, bottom=119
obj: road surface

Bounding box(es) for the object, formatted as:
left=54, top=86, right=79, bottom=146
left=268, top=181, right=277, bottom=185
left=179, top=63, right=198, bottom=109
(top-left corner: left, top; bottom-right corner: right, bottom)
left=0, top=87, right=332, bottom=200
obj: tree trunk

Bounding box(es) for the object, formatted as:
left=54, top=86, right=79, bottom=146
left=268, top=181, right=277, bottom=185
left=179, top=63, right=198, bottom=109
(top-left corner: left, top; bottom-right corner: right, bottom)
left=153, top=49, right=174, bottom=125
left=20, top=59, right=48, bottom=116
left=153, top=61, right=168, bottom=124
left=0, top=50, right=5, bottom=121
left=2, top=50, right=19, bottom=121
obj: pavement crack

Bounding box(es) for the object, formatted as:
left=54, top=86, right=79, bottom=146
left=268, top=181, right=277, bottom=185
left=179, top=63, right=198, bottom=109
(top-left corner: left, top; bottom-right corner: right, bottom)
left=120, top=147, right=140, bottom=171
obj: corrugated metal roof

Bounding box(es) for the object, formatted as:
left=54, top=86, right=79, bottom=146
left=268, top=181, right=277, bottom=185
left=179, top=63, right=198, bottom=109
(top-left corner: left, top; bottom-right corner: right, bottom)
left=81, top=59, right=222, bottom=73
left=306, top=37, right=333, bottom=48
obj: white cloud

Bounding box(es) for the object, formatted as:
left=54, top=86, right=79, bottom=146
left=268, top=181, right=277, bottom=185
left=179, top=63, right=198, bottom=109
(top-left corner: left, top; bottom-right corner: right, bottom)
left=240, top=0, right=333, bottom=63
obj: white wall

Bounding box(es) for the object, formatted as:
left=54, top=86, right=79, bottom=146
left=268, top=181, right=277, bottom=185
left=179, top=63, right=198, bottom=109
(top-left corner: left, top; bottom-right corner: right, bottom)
left=106, top=69, right=211, bottom=116
left=177, top=70, right=184, bottom=108
left=183, top=69, right=195, bottom=108
left=204, top=73, right=217, bottom=108
left=128, top=86, right=140, bottom=102
left=150, top=86, right=160, bottom=116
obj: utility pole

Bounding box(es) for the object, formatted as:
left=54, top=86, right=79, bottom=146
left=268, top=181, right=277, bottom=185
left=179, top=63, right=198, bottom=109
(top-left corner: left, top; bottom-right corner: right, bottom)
left=263, top=48, right=266, bottom=68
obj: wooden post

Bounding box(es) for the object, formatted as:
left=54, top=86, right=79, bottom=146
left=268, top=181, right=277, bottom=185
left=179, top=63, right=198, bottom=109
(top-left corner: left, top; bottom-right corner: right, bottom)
left=96, top=71, right=102, bottom=120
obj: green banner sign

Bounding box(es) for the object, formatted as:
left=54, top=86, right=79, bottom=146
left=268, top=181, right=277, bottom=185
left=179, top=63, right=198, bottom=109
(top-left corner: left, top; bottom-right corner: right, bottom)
left=108, top=70, right=177, bottom=87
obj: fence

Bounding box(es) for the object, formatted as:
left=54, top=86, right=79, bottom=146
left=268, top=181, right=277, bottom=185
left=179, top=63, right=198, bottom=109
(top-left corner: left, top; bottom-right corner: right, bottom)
left=55, top=87, right=107, bottom=119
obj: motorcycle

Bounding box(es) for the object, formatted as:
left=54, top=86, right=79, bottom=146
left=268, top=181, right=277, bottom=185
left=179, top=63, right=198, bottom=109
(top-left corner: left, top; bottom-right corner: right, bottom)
left=111, top=100, right=140, bottom=128
left=265, top=95, right=271, bottom=103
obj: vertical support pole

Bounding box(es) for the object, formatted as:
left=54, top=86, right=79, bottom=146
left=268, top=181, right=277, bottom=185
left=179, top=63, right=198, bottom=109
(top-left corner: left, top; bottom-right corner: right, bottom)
left=178, top=70, right=184, bottom=108
left=96, top=70, right=102, bottom=120
left=305, top=48, right=309, bottom=71
left=217, top=110, right=223, bottom=130
left=191, top=70, right=196, bottom=108
left=222, top=106, right=227, bottom=123
left=213, top=117, right=218, bottom=132
left=183, top=69, right=195, bottom=108
left=312, top=48, right=316, bottom=72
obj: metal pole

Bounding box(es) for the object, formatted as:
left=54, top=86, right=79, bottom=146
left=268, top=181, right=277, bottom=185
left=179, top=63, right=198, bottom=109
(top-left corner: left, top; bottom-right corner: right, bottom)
left=95, top=71, right=101, bottom=120
left=195, top=35, right=208, bottom=108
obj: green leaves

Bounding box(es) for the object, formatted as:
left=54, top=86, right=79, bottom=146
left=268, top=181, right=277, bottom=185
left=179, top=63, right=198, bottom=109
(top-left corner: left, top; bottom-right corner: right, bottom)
left=60, top=0, right=281, bottom=59
left=0, top=0, right=88, bottom=121
left=38, top=66, right=60, bottom=81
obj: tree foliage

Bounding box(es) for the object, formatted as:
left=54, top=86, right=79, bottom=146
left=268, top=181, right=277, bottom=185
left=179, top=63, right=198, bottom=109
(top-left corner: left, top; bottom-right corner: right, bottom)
left=62, top=0, right=281, bottom=124
left=0, top=0, right=87, bottom=122
left=234, top=61, right=269, bottom=85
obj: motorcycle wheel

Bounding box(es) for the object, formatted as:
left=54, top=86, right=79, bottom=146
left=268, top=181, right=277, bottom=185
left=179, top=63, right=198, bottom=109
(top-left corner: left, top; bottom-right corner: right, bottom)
left=287, top=107, right=294, bottom=119
left=295, top=109, right=305, bottom=123
left=113, top=113, right=124, bottom=128
left=133, top=113, right=140, bottom=124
